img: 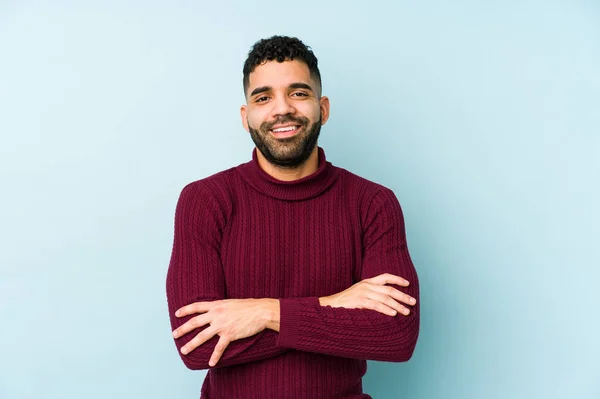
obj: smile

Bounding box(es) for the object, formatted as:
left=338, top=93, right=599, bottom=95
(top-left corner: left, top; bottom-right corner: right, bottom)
left=271, top=125, right=300, bottom=133
left=270, top=125, right=301, bottom=138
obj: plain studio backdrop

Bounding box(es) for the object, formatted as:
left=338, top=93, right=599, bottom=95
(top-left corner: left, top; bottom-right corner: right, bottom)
left=0, top=1, right=598, bottom=398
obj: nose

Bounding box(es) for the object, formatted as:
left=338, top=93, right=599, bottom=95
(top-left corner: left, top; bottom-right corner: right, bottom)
left=271, top=94, right=296, bottom=118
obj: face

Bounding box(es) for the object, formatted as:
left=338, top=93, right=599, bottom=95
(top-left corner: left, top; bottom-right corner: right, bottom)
left=241, top=60, right=330, bottom=168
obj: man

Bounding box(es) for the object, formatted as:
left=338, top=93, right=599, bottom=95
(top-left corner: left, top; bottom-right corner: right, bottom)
left=166, top=35, right=420, bottom=399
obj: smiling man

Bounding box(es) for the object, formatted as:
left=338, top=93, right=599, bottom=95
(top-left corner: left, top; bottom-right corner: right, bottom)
left=166, top=35, right=420, bottom=399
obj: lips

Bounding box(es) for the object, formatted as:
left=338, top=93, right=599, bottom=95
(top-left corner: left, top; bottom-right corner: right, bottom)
left=269, top=124, right=301, bottom=138
left=270, top=124, right=300, bottom=133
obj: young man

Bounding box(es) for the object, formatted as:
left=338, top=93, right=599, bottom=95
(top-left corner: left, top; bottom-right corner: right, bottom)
left=166, top=35, right=420, bottom=399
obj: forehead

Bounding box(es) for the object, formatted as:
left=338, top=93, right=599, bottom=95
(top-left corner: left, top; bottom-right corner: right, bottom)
left=247, top=59, right=314, bottom=92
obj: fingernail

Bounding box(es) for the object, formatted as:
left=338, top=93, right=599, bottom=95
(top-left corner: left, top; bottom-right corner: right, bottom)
left=181, top=347, right=188, bottom=355
left=410, top=298, right=416, bottom=305
left=172, top=331, right=178, bottom=338
left=175, top=310, right=180, bottom=317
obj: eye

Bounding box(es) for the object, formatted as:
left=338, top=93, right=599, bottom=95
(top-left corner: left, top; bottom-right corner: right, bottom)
left=256, top=96, right=269, bottom=103
left=292, top=92, right=308, bottom=97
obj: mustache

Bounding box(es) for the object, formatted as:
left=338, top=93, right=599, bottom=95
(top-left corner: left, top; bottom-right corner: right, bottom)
left=261, top=116, right=309, bottom=131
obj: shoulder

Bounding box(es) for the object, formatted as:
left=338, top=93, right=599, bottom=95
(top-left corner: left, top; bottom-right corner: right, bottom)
left=176, top=167, right=239, bottom=218
left=335, top=167, right=399, bottom=210
left=181, top=167, right=237, bottom=197
left=338, top=170, right=406, bottom=235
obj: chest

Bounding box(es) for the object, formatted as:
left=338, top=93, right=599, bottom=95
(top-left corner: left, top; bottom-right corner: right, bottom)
left=220, top=195, right=362, bottom=299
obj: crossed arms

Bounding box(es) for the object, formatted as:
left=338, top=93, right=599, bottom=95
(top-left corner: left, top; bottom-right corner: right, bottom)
left=166, top=183, right=420, bottom=370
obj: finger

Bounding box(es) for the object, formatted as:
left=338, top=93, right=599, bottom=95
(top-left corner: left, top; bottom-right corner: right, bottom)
left=372, top=284, right=416, bottom=307
left=365, top=273, right=409, bottom=287
left=181, top=325, right=218, bottom=355
left=173, top=313, right=211, bottom=338
left=209, top=335, right=230, bottom=367
left=176, top=301, right=214, bottom=317
left=366, top=292, right=410, bottom=316
left=364, top=299, right=398, bottom=317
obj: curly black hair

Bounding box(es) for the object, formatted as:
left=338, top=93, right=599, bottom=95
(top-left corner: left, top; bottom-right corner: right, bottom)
left=243, top=35, right=322, bottom=97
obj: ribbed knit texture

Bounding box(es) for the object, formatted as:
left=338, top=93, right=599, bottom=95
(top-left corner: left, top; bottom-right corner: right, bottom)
left=166, top=147, right=420, bottom=399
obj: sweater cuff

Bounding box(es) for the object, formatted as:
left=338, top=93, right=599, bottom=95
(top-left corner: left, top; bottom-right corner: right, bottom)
left=276, top=297, right=320, bottom=349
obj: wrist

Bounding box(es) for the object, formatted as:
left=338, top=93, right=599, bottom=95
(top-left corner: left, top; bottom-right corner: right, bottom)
left=319, top=296, right=332, bottom=307
left=262, top=298, right=280, bottom=332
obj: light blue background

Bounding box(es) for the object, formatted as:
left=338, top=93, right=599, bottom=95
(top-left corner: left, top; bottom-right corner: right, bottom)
left=1, top=1, right=599, bottom=398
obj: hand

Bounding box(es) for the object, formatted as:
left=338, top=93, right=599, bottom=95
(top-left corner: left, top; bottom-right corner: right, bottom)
left=319, top=273, right=416, bottom=316
left=172, top=298, right=278, bottom=367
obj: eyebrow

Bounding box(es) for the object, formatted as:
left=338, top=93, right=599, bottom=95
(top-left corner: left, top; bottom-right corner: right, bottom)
left=250, top=82, right=314, bottom=97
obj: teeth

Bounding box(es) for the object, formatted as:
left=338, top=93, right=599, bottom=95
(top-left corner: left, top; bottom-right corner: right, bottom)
left=272, top=126, right=297, bottom=133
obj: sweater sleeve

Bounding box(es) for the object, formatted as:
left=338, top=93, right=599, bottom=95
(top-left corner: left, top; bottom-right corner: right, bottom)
left=166, top=182, right=288, bottom=370
left=276, top=188, right=420, bottom=362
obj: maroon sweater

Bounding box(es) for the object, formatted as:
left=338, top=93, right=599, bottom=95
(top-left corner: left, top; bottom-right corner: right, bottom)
left=166, top=147, right=420, bottom=399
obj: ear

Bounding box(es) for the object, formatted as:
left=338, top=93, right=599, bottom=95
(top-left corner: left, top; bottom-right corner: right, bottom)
left=240, top=105, right=249, bottom=132
left=319, top=96, right=330, bottom=125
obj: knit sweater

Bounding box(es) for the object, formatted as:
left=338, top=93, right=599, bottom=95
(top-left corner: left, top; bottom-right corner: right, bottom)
left=166, top=147, right=420, bottom=399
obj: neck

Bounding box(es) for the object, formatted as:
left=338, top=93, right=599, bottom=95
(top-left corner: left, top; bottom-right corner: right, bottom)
left=256, top=147, right=319, bottom=182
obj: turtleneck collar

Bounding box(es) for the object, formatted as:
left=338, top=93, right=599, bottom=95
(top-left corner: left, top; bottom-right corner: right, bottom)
left=236, top=146, right=341, bottom=201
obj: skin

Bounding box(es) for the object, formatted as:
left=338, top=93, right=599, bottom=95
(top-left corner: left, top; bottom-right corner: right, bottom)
left=240, top=59, right=330, bottom=181
left=172, top=60, right=417, bottom=367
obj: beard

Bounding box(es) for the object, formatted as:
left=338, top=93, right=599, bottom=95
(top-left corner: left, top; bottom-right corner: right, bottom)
left=248, top=114, right=322, bottom=168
